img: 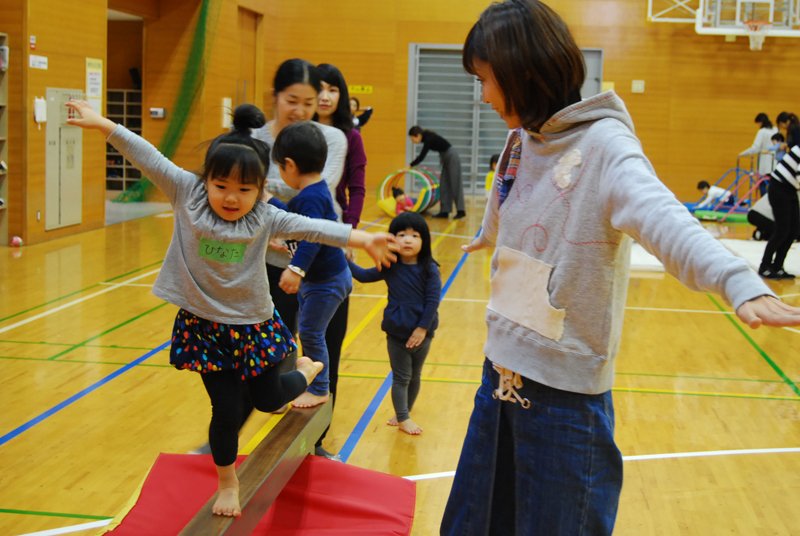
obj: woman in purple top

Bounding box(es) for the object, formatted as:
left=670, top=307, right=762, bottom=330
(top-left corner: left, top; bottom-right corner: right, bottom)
left=315, top=63, right=367, bottom=227
left=313, top=63, right=368, bottom=459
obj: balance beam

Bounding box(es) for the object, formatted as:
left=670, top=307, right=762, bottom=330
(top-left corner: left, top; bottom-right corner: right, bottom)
left=179, top=400, right=332, bottom=536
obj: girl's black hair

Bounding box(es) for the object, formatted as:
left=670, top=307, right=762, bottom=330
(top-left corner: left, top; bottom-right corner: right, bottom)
left=273, top=58, right=321, bottom=95
left=754, top=112, right=773, bottom=129
left=314, top=63, right=353, bottom=133
left=389, top=211, right=438, bottom=269
left=463, top=0, right=585, bottom=133
left=408, top=126, right=424, bottom=137
left=202, top=104, right=269, bottom=189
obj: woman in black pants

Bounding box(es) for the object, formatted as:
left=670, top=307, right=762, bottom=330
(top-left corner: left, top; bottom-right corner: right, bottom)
left=759, top=144, right=800, bottom=279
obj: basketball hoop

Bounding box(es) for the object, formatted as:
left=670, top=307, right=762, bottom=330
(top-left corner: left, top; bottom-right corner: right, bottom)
left=744, top=20, right=770, bottom=51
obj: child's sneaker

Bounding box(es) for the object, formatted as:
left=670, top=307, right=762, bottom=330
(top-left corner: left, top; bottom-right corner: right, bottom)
left=774, top=269, right=796, bottom=279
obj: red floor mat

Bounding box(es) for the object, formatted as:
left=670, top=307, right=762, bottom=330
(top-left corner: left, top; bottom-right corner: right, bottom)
left=105, top=453, right=415, bottom=535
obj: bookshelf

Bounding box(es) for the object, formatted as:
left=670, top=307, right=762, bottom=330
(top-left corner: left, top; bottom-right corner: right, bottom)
left=0, top=32, right=8, bottom=244
left=106, top=89, right=142, bottom=191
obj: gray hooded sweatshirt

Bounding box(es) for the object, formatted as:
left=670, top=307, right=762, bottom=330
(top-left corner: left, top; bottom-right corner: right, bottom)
left=481, top=91, right=773, bottom=394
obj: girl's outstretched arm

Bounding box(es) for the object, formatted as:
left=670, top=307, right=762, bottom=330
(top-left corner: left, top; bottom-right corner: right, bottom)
left=65, top=100, right=116, bottom=135
left=347, top=259, right=383, bottom=283
left=348, top=230, right=397, bottom=270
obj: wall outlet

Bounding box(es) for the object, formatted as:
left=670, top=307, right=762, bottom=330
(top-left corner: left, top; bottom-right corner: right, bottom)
left=631, top=80, right=646, bottom=94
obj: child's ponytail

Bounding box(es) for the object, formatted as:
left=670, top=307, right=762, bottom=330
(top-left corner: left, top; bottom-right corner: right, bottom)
left=231, top=104, right=266, bottom=133
left=202, top=104, right=271, bottom=188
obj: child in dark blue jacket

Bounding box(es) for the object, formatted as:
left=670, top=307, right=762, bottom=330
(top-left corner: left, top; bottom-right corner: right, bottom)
left=349, top=212, right=441, bottom=435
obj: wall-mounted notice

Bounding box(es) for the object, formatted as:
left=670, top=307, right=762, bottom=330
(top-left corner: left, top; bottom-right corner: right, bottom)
left=29, top=54, right=48, bottom=70
left=86, top=58, right=103, bottom=113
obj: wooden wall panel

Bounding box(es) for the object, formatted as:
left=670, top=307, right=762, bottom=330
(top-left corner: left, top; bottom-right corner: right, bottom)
left=22, top=0, right=107, bottom=244
left=5, top=0, right=800, bottom=242
left=107, top=21, right=142, bottom=90
left=141, top=0, right=204, bottom=178
left=257, top=0, right=800, bottom=202
left=143, top=0, right=268, bottom=192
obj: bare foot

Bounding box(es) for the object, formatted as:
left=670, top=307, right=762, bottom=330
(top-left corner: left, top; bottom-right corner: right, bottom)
left=293, top=390, right=329, bottom=408
left=386, top=416, right=399, bottom=426
left=296, top=356, right=324, bottom=385
left=213, top=463, right=240, bottom=517
left=212, top=487, right=241, bottom=517
left=398, top=418, right=422, bottom=435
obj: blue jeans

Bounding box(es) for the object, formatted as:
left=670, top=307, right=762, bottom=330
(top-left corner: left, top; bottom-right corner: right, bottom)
left=297, top=267, right=352, bottom=396
left=441, top=359, right=622, bottom=535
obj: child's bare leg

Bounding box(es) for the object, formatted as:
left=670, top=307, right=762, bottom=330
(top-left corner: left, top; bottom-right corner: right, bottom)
left=398, top=418, right=423, bottom=435
left=293, top=357, right=328, bottom=408
left=213, top=463, right=241, bottom=517
left=296, top=356, right=324, bottom=385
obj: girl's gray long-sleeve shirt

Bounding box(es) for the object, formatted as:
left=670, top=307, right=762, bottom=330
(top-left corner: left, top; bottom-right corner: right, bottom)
left=107, top=125, right=351, bottom=325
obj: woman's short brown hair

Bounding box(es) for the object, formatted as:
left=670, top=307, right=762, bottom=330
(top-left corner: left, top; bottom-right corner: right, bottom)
left=463, top=0, right=585, bottom=132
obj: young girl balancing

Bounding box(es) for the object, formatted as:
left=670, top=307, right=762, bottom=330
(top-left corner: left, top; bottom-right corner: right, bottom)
left=441, top=1, right=800, bottom=535
left=65, top=100, right=395, bottom=518
left=348, top=212, right=441, bottom=435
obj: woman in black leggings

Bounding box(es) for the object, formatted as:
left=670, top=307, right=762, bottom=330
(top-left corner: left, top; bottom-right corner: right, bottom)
left=759, top=145, right=800, bottom=279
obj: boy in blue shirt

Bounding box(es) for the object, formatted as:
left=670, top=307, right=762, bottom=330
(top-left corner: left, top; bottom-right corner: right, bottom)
left=265, top=121, right=354, bottom=410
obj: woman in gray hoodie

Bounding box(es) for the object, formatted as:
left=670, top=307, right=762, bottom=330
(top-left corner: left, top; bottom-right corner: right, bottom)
left=440, top=1, right=800, bottom=535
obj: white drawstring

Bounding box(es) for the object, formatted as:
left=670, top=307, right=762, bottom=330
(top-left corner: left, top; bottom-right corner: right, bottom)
left=492, top=364, right=531, bottom=409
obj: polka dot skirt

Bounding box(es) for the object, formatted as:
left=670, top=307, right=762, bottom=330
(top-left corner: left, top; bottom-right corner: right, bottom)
left=169, top=308, right=296, bottom=380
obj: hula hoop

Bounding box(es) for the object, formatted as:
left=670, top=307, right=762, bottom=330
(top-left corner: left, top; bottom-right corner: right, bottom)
left=377, top=168, right=440, bottom=215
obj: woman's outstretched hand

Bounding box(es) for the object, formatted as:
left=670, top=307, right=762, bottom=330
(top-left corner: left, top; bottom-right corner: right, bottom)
left=363, top=232, right=398, bottom=270
left=461, top=234, right=491, bottom=254
left=736, top=295, right=800, bottom=329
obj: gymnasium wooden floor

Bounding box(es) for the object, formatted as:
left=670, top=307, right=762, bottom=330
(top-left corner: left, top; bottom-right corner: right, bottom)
left=1, top=196, right=798, bottom=535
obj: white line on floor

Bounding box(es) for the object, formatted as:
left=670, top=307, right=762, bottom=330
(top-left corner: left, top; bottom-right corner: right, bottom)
left=17, top=519, right=112, bottom=536
left=403, top=447, right=800, bottom=481
left=0, top=268, right=161, bottom=335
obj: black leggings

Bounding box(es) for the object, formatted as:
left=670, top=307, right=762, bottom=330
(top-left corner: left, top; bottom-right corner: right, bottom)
left=201, top=367, right=307, bottom=466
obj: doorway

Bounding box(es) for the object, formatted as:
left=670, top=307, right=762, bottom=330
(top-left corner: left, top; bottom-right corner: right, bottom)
left=106, top=9, right=143, bottom=194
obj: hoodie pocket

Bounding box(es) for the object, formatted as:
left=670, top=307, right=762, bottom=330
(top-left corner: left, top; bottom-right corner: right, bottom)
left=488, top=246, right=565, bottom=341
